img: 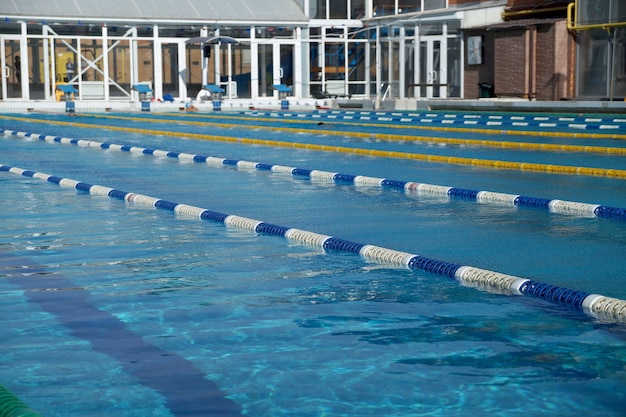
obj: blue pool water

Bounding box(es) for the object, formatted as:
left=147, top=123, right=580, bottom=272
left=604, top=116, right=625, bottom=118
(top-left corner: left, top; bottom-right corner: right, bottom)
left=1, top=111, right=626, bottom=416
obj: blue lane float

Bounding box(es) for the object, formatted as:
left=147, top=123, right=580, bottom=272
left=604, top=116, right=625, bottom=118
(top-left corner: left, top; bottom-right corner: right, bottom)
left=2, top=163, right=626, bottom=324
left=4, top=129, right=626, bottom=221
left=240, top=109, right=626, bottom=132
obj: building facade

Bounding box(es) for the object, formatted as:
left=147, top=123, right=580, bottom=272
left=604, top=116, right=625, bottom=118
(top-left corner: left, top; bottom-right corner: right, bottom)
left=0, top=0, right=623, bottom=104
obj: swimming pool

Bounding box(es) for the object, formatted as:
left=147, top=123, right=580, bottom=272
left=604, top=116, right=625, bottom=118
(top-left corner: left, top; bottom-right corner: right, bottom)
left=1, top=110, right=626, bottom=416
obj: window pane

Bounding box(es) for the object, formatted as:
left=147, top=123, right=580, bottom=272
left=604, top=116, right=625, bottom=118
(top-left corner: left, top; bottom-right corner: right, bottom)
left=330, top=0, right=348, bottom=19
left=108, top=40, right=131, bottom=98
left=311, top=0, right=327, bottom=19
left=373, top=0, right=394, bottom=17
left=399, top=0, right=421, bottom=14
left=424, top=0, right=446, bottom=11
left=577, top=29, right=609, bottom=96
left=447, top=37, right=461, bottom=97
left=351, top=0, right=366, bottom=19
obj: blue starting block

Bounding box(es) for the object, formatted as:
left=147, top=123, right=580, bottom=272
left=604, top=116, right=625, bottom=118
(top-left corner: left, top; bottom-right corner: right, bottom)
left=132, top=84, right=153, bottom=112
left=204, top=84, right=226, bottom=111
left=56, top=84, right=78, bottom=113
left=273, top=84, right=292, bottom=99
left=273, top=84, right=292, bottom=110
left=132, top=84, right=152, bottom=99
left=204, top=84, right=225, bottom=100
left=56, top=84, right=78, bottom=95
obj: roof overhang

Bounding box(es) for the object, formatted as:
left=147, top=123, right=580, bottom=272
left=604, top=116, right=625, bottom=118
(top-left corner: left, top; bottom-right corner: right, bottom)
left=0, top=0, right=309, bottom=27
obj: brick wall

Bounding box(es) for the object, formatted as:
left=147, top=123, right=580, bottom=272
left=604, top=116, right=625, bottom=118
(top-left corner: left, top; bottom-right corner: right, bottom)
left=536, top=25, right=555, bottom=100
left=494, top=29, right=528, bottom=97
left=463, top=21, right=574, bottom=100
left=463, top=32, right=495, bottom=98
left=536, top=21, right=572, bottom=100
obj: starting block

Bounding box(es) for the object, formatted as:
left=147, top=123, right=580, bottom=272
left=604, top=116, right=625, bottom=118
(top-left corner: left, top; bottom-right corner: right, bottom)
left=56, top=84, right=78, bottom=113
left=133, top=84, right=153, bottom=112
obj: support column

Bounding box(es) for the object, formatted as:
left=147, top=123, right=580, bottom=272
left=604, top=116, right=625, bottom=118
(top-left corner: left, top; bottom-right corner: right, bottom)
left=102, top=25, right=110, bottom=100
left=399, top=26, right=405, bottom=99
left=250, top=26, right=259, bottom=99
left=153, top=25, right=162, bottom=100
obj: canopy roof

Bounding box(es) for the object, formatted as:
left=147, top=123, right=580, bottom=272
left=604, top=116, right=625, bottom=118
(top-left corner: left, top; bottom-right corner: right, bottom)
left=0, top=0, right=308, bottom=24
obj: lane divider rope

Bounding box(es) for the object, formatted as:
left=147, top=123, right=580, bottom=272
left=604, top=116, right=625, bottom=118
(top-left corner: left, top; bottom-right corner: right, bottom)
left=2, top=116, right=626, bottom=180
left=166, top=109, right=626, bottom=140
left=4, top=129, right=626, bottom=220
left=249, top=109, right=626, bottom=130
left=92, top=113, right=626, bottom=153
left=186, top=108, right=626, bottom=124
left=2, top=163, right=625, bottom=324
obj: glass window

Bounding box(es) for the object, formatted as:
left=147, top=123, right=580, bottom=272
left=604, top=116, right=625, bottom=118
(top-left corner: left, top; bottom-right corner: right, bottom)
left=577, top=0, right=626, bottom=25
left=616, top=0, right=626, bottom=23
left=2, top=39, right=22, bottom=99
left=0, top=22, right=21, bottom=35
left=160, top=42, right=179, bottom=96
left=373, top=0, right=394, bottom=17
left=424, top=0, right=447, bottom=11
left=28, top=39, right=45, bottom=99
left=324, top=42, right=344, bottom=80
left=578, top=0, right=611, bottom=25
left=219, top=27, right=252, bottom=40
left=258, top=43, right=272, bottom=96
left=577, top=27, right=626, bottom=98
left=420, top=23, right=442, bottom=36
left=255, top=27, right=294, bottom=39
left=368, top=41, right=377, bottom=96
left=447, top=20, right=460, bottom=35
left=311, top=0, right=327, bottom=19
left=54, top=40, right=76, bottom=83
left=108, top=39, right=131, bottom=97
left=184, top=43, right=203, bottom=99
left=136, top=40, right=154, bottom=87
left=28, top=23, right=44, bottom=35
left=577, top=29, right=609, bottom=96
left=399, top=0, right=422, bottom=14
left=616, top=27, right=626, bottom=97
left=229, top=43, right=252, bottom=99
left=330, top=0, right=348, bottom=19
left=48, top=25, right=93, bottom=36
left=351, top=0, right=366, bottom=19
left=80, top=40, right=104, bottom=82
left=447, top=37, right=461, bottom=97
left=309, top=38, right=323, bottom=97
left=348, top=42, right=367, bottom=82
left=158, top=26, right=196, bottom=39
left=136, top=26, right=154, bottom=38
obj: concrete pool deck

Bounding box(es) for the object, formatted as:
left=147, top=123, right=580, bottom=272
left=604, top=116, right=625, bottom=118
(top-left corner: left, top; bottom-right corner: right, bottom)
left=0, top=97, right=624, bottom=115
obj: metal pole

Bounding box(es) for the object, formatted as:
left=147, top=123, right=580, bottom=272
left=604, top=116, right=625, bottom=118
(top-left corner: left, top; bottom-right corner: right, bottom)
left=609, top=28, right=617, bottom=101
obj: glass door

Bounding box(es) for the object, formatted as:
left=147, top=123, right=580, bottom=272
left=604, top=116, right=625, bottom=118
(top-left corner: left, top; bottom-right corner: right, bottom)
left=417, top=36, right=446, bottom=98
left=271, top=43, right=294, bottom=98
left=161, top=42, right=182, bottom=99
left=404, top=42, right=414, bottom=98
left=153, top=39, right=194, bottom=100
left=1, top=36, right=24, bottom=99
left=258, top=42, right=295, bottom=99
left=258, top=42, right=273, bottom=97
